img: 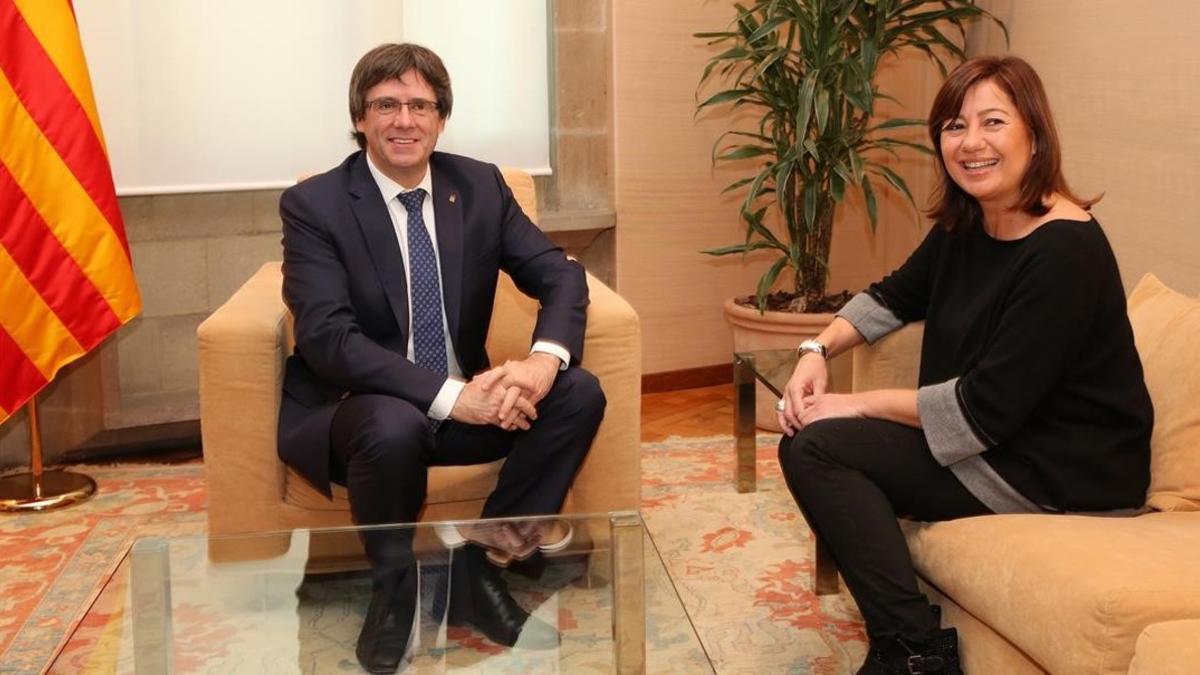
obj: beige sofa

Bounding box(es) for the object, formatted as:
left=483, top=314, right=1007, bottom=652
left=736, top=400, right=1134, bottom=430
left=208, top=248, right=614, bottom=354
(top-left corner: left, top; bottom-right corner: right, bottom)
left=849, top=273, right=1200, bottom=673
left=197, top=169, right=642, bottom=565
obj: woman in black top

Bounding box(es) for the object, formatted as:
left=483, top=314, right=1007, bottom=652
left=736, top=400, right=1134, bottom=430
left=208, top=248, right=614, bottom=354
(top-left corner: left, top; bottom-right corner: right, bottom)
left=776, top=56, right=1152, bottom=675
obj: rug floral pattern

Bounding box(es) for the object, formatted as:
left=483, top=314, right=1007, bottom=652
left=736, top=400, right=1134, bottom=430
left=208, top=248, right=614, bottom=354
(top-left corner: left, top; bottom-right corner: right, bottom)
left=640, top=435, right=866, bottom=674
left=1, top=435, right=866, bottom=673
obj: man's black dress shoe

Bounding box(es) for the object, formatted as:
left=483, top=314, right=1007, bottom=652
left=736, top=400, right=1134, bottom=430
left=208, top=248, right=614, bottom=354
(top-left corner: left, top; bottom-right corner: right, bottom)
left=356, top=566, right=418, bottom=674
left=447, top=546, right=559, bottom=650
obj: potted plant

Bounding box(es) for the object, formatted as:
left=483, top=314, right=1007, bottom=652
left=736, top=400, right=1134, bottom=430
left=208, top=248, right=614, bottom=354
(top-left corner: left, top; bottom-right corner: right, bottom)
left=696, top=0, right=1003, bottom=428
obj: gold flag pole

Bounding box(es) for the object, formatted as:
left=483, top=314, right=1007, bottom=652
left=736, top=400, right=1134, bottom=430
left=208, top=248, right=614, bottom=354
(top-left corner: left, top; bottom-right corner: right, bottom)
left=0, top=397, right=97, bottom=512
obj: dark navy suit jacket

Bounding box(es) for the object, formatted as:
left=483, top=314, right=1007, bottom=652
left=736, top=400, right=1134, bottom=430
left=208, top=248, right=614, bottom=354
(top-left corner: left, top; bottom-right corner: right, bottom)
left=277, top=151, right=589, bottom=496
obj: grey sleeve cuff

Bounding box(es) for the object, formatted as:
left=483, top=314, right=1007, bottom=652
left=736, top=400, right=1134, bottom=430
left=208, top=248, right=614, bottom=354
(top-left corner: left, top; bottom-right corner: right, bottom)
left=918, top=378, right=989, bottom=466
left=835, top=292, right=903, bottom=344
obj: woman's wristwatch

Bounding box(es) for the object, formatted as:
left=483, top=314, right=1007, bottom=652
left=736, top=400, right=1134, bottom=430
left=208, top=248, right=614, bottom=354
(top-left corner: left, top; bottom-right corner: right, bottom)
left=796, top=338, right=827, bottom=360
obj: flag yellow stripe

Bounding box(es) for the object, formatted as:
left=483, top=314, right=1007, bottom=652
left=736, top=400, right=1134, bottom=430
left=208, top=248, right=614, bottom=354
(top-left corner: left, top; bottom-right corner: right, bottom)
left=0, top=246, right=84, bottom=380
left=10, top=0, right=107, bottom=153
left=0, top=72, right=139, bottom=322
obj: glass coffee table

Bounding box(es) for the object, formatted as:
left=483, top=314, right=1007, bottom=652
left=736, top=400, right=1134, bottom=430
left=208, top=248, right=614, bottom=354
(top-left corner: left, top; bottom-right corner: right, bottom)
left=732, top=349, right=799, bottom=494
left=733, top=348, right=842, bottom=595
left=52, top=512, right=712, bottom=673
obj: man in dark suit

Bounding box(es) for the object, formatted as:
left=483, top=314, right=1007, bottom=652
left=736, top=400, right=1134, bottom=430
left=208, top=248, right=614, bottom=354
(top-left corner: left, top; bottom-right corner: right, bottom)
left=277, top=43, right=605, bottom=672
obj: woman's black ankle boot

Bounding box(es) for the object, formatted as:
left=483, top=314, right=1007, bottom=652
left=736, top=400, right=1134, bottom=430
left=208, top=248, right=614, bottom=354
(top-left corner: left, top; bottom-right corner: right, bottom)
left=857, top=627, right=962, bottom=674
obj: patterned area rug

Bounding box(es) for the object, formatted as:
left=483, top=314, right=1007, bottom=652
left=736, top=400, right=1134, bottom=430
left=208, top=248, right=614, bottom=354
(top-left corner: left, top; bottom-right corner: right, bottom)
left=0, top=463, right=208, bottom=674
left=641, top=435, right=866, bottom=674
left=0, top=435, right=866, bottom=673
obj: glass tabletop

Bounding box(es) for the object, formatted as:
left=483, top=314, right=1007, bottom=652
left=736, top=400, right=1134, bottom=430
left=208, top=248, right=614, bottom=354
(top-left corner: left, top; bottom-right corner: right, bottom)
left=52, top=512, right=712, bottom=674
left=733, top=348, right=799, bottom=398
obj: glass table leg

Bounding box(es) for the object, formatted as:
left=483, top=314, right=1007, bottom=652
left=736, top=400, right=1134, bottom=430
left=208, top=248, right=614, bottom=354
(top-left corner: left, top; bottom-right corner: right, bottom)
left=131, top=537, right=173, bottom=674
left=733, top=355, right=757, bottom=493
left=610, top=510, right=645, bottom=674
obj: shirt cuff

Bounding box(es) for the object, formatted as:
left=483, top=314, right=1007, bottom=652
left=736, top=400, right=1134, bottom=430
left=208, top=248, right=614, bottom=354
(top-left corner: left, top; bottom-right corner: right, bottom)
left=917, top=378, right=989, bottom=466
left=531, top=340, right=569, bottom=371
left=836, top=292, right=903, bottom=344
left=434, top=523, right=467, bottom=548
left=428, top=378, right=466, bottom=420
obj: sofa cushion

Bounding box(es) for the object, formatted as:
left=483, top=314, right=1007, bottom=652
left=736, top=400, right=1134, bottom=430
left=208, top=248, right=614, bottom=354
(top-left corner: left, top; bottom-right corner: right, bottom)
left=905, top=512, right=1200, bottom=675
left=1128, top=619, right=1200, bottom=675
left=1127, top=273, right=1200, bottom=511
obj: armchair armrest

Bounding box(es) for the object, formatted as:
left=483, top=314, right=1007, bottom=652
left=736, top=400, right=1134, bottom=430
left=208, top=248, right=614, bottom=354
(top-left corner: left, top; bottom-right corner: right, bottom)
left=198, top=262, right=291, bottom=535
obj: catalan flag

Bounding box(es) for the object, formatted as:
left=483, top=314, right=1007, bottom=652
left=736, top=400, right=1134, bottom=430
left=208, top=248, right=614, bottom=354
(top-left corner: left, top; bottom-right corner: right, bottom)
left=0, top=0, right=141, bottom=424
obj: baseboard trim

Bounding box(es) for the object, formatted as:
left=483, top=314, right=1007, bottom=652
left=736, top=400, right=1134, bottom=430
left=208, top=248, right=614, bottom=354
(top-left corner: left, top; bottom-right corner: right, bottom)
left=642, top=364, right=732, bottom=393
left=58, top=420, right=202, bottom=464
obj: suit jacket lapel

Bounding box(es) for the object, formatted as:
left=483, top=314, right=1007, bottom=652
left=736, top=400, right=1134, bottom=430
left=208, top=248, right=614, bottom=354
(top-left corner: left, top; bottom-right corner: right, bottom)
left=431, top=161, right=465, bottom=354
left=347, top=153, right=410, bottom=339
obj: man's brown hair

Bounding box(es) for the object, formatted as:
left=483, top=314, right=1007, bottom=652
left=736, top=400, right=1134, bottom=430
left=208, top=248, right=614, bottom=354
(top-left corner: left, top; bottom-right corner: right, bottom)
left=348, top=43, right=453, bottom=149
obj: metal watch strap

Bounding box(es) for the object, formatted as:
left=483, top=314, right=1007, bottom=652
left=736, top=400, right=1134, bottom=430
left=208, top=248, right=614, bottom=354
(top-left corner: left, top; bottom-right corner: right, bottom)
left=797, top=339, right=827, bottom=360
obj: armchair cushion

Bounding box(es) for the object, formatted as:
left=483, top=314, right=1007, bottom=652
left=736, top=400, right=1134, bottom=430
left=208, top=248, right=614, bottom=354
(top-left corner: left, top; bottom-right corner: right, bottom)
left=1127, top=273, right=1200, bottom=511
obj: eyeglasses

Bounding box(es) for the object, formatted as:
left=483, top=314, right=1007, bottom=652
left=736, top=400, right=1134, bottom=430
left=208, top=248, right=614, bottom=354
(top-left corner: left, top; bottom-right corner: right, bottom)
left=365, top=97, right=439, bottom=118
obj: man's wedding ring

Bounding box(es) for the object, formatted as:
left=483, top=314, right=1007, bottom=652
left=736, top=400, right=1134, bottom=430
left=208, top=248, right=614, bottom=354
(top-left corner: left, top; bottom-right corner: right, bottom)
left=775, top=399, right=787, bottom=412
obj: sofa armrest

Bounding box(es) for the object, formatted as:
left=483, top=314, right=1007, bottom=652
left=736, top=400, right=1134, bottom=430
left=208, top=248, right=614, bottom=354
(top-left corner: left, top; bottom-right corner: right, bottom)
left=198, top=262, right=291, bottom=535
left=851, top=322, right=924, bottom=392
left=1128, top=619, right=1200, bottom=674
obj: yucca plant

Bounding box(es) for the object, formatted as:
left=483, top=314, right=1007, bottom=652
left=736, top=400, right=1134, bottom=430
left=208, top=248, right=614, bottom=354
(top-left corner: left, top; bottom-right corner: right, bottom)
left=698, top=0, right=1005, bottom=312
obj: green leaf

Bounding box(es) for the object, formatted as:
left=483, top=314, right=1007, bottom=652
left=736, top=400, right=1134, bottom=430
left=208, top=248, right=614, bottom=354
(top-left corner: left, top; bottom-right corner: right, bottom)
left=701, top=240, right=780, bottom=256
left=719, top=145, right=771, bottom=161
left=773, top=159, right=796, bottom=200
left=862, top=174, right=878, bottom=231
left=833, top=161, right=855, bottom=191
left=755, top=256, right=791, bottom=309
left=848, top=149, right=865, bottom=182
left=815, top=88, right=830, bottom=134
left=697, top=88, right=757, bottom=109
left=867, top=138, right=935, bottom=155
left=830, top=171, right=846, bottom=201
left=844, top=87, right=870, bottom=114
left=796, top=72, right=817, bottom=137
left=868, top=117, right=926, bottom=132
left=803, top=177, right=818, bottom=229
left=720, top=176, right=756, bottom=194
left=746, top=16, right=789, bottom=44
left=870, top=163, right=917, bottom=212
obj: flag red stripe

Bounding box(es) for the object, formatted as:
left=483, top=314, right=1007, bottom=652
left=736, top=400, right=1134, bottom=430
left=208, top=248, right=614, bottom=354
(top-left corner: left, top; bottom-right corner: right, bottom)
left=0, top=324, right=48, bottom=414
left=0, top=0, right=130, bottom=259
left=0, top=163, right=122, bottom=351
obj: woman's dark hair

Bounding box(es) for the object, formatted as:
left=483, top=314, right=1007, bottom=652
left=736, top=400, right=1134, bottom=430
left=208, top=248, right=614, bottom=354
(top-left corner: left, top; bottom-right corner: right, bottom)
left=349, top=43, right=453, bottom=149
left=926, top=55, right=1096, bottom=231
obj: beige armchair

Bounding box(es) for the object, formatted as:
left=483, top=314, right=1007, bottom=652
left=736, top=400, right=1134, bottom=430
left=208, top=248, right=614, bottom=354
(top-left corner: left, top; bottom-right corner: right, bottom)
left=197, top=169, right=641, bottom=565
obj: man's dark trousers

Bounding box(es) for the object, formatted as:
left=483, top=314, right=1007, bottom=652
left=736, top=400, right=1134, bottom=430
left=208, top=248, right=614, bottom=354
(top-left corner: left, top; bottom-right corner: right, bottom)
left=329, top=366, right=605, bottom=567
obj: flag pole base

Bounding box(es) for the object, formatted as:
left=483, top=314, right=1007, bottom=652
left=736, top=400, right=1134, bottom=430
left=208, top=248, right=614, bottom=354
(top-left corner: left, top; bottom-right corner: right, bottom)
left=0, top=470, right=97, bottom=512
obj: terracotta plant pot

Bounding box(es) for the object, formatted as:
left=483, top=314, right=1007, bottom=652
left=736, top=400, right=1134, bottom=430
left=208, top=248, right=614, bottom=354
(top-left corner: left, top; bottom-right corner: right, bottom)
left=723, top=298, right=853, bottom=432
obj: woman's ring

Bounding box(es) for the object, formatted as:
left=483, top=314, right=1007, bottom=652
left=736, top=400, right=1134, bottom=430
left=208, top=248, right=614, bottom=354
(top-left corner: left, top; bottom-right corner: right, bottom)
left=775, top=399, right=787, bottom=412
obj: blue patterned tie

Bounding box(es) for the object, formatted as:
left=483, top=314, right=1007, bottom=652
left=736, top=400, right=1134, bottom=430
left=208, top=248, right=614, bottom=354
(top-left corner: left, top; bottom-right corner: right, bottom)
left=397, top=189, right=449, bottom=378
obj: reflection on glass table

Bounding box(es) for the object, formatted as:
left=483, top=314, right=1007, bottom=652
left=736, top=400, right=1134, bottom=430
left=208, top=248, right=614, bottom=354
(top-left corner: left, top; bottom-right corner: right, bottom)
left=53, top=512, right=713, bottom=674
left=733, top=349, right=798, bottom=493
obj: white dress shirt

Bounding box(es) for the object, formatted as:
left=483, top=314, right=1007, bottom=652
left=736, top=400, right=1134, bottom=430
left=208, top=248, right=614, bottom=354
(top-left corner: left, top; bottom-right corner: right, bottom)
left=363, top=156, right=569, bottom=420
